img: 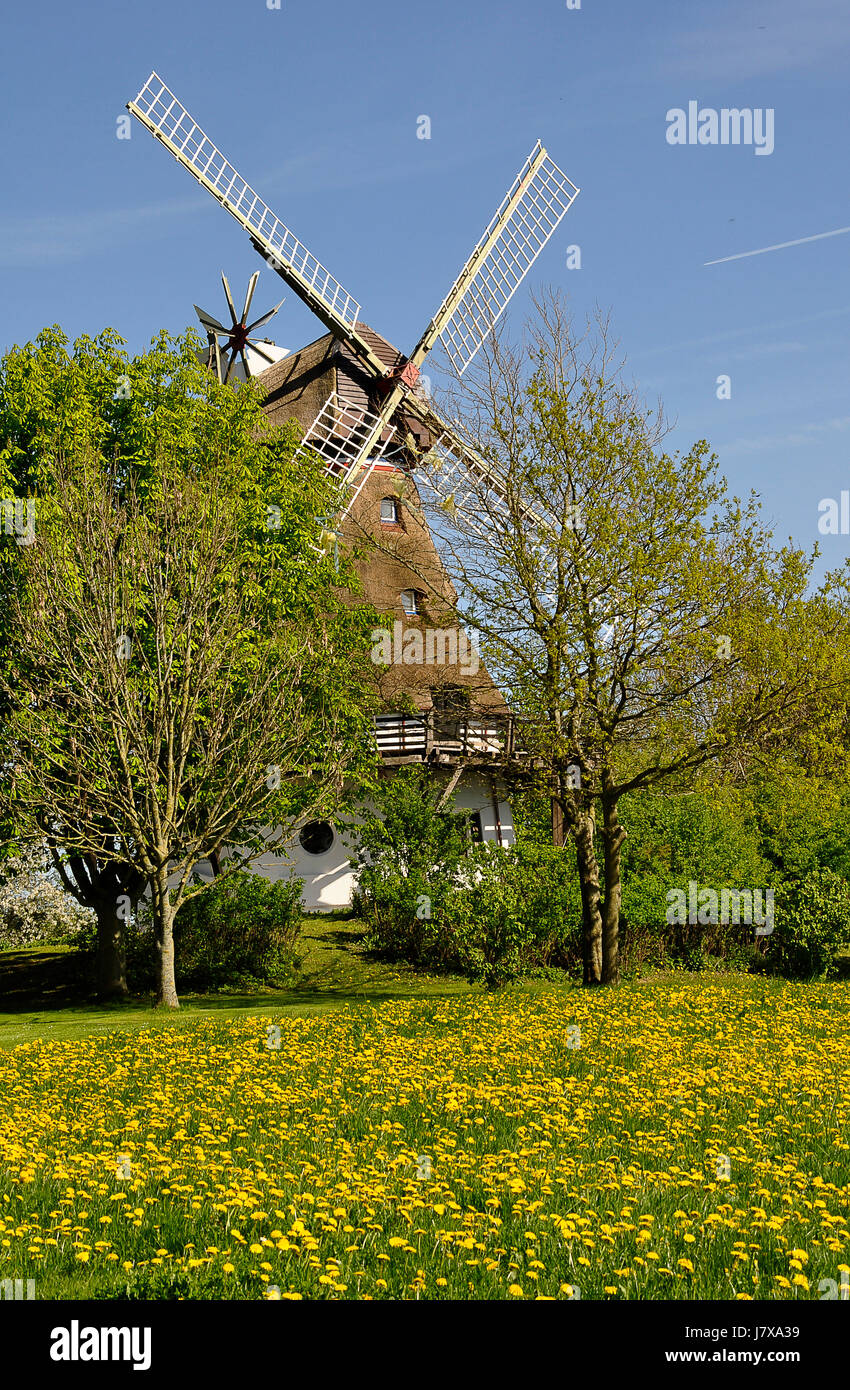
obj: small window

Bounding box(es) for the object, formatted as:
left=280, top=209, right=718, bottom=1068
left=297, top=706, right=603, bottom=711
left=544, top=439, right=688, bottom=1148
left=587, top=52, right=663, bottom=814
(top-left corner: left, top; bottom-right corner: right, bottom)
left=298, top=821, right=335, bottom=856
left=380, top=497, right=400, bottom=524
left=468, top=811, right=484, bottom=843
left=400, top=589, right=420, bottom=616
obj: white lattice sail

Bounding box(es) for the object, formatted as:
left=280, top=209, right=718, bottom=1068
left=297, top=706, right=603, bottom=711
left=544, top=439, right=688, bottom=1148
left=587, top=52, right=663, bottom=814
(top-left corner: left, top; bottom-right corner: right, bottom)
left=294, top=392, right=400, bottom=517
left=416, top=425, right=561, bottom=539
left=416, top=431, right=512, bottom=537
left=433, top=142, right=579, bottom=375
left=128, top=73, right=361, bottom=335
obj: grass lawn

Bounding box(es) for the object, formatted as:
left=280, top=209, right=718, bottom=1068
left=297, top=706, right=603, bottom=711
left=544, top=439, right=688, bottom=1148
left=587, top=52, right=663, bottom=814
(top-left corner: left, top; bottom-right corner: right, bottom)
left=0, top=915, right=474, bottom=1049
left=0, top=923, right=847, bottom=1301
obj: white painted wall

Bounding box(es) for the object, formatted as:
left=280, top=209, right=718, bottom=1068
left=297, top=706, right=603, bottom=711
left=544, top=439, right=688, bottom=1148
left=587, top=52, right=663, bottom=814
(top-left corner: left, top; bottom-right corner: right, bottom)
left=198, top=770, right=515, bottom=911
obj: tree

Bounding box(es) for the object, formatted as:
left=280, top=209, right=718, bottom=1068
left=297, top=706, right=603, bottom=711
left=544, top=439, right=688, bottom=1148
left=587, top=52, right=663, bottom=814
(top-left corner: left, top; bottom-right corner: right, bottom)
left=1, top=338, right=379, bottom=1008
left=0, top=326, right=207, bottom=994
left=408, top=293, right=850, bottom=986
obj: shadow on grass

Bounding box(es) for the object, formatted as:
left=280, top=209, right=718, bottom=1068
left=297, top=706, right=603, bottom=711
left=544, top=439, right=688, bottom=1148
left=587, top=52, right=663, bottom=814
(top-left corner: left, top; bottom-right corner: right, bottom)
left=0, top=948, right=98, bottom=1012
left=0, top=934, right=474, bottom=1047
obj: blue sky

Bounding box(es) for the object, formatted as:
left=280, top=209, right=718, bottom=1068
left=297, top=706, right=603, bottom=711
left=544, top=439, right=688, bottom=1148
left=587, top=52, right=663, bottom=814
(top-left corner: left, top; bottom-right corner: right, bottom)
left=2, top=0, right=849, bottom=569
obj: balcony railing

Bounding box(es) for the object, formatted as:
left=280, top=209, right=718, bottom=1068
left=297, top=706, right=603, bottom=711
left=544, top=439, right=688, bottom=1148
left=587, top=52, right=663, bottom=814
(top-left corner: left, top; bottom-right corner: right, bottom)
left=374, top=711, right=517, bottom=762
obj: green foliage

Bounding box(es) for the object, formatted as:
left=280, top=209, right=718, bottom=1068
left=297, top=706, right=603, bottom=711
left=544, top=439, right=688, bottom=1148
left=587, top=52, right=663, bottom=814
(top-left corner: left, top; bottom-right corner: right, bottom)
left=170, top=872, right=303, bottom=991
left=439, top=842, right=583, bottom=986
left=620, top=788, right=769, bottom=888
left=352, top=766, right=470, bottom=966
left=123, top=872, right=305, bottom=995
left=763, top=868, right=850, bottom=979
left=353, top=765, right=470, bottom=880
left=0, top=326, right=381, bottom=834
left=513, top=785, right=850, bottom=979
left=745, top=768, right=850, bottom=882
left=354, top=773, right=582, bottom=985
left=618, top=788, right=773, bottom=970
left=74, top=871, right=306, bottom=999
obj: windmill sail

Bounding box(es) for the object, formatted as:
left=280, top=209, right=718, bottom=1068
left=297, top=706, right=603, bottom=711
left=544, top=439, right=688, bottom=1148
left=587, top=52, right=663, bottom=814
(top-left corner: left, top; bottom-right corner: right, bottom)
left=294, top=392, right=400, bottom=518
left=128, top=73, right=362, bottom=340
left=425, top=142, right=580, bottom=375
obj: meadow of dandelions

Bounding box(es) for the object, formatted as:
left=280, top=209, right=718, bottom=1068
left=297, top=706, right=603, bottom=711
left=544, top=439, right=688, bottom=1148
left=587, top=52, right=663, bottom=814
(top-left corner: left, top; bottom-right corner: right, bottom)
left=0, top=975, right=847, bottom=1300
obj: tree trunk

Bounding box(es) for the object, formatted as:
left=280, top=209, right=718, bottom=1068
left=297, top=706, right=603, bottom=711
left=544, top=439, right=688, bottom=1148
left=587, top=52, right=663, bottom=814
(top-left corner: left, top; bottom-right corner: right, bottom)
left=601, top=791, right=627, bottom=986
left=95, top=899, right=128, bottom=1000
left=152, top=870, right=179, bottom=1009
left=552, top=795, right=566, bottom=847
left=574, top=808, right=603, bottom=985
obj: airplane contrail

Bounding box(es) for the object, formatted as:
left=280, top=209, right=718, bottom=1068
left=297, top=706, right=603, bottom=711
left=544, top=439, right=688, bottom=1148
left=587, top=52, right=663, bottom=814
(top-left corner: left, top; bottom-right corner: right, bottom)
left=705, top=225, right=850, bottom=266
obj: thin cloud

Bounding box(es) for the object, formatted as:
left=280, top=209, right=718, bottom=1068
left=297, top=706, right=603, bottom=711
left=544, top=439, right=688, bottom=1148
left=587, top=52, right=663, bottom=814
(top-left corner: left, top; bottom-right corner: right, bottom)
left=725, top=341, right=806, bottom=361
left=720, top=416, right=850, bottom=456
left=637, top=305, right=850, bottom=360
left=0, top=194, right=209, bottom=268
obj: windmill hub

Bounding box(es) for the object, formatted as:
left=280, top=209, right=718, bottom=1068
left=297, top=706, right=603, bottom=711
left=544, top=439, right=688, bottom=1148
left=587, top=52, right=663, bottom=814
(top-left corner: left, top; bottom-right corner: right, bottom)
left=227, top=324, right=251, bottom=352
left=378, top=360, right=421, bottom=395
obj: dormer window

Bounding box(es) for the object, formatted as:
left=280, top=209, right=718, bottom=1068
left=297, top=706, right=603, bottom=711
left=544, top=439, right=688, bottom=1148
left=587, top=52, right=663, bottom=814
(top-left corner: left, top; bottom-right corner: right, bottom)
left=400, top=589, right=420, bottom=616
left=380, top=497, right=400, bottom=524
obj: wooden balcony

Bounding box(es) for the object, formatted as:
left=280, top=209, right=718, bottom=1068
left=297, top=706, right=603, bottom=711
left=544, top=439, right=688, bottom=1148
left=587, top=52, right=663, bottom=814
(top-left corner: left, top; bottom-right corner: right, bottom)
left=375, top=711, right=518, bottom=766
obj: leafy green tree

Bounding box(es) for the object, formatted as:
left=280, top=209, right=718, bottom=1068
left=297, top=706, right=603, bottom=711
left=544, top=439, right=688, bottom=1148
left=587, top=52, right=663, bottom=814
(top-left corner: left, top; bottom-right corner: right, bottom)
left=1, top=329, right=379, bottom=1006
left=413, top=294, right=850, bottom=987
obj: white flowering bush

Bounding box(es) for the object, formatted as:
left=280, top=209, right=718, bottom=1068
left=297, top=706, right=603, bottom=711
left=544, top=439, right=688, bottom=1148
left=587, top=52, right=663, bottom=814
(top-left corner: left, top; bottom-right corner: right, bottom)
left=0, top=844, right=95, bottom=949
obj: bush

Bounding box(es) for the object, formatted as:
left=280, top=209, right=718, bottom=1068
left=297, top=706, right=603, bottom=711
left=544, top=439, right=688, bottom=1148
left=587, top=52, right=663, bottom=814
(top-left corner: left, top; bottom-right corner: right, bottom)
left=441, top=842, right=583, bottom=986
left=358, top=826, right=583, bottom=987
left=171, top=872, right=303, bottom=990
left=0, top=845, right=94, bottom=949
left=763, top=868, right=850, bottom=978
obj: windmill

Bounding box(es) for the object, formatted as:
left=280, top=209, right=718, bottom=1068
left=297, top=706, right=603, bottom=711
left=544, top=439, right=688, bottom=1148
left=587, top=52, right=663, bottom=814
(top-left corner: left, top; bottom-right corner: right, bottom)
left=194, top=270, right=288, bottom=384
left=127, top=72, right=580, bottom=533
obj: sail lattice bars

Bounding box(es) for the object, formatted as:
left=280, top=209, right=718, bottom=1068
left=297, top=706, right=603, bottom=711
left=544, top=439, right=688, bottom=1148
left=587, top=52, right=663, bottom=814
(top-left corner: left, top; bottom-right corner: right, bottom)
left=430, top=142, right=580, bottom=375
left=294, top=392, right=400, bottom=517
left=417, top=431, right=514, bottom=538
left=128, top=73, right=361, bottom=336
left=417, top=425, right=558, bottom=539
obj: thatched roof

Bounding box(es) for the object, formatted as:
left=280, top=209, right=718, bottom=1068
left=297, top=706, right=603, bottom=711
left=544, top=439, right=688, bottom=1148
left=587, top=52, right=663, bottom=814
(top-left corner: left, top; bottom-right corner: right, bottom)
left=258, top=327, right=509, bottom=716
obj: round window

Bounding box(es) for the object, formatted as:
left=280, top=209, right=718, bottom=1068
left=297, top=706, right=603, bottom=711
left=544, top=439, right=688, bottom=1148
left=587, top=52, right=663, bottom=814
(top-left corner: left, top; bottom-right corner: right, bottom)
left=298, top=820, right=335, bottom=855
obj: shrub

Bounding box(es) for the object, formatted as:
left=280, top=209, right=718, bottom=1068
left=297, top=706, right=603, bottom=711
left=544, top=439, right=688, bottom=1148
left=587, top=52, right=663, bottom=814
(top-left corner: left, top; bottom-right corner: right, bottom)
left=441, top=842, right=583, bottom=986
left=170, top=872, right=303, bottom=990
left=358, top=828, right=583, bottom=986
left=0, top=844, right=94, bottom=949
left=763, top=868, right=850, bottom=978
